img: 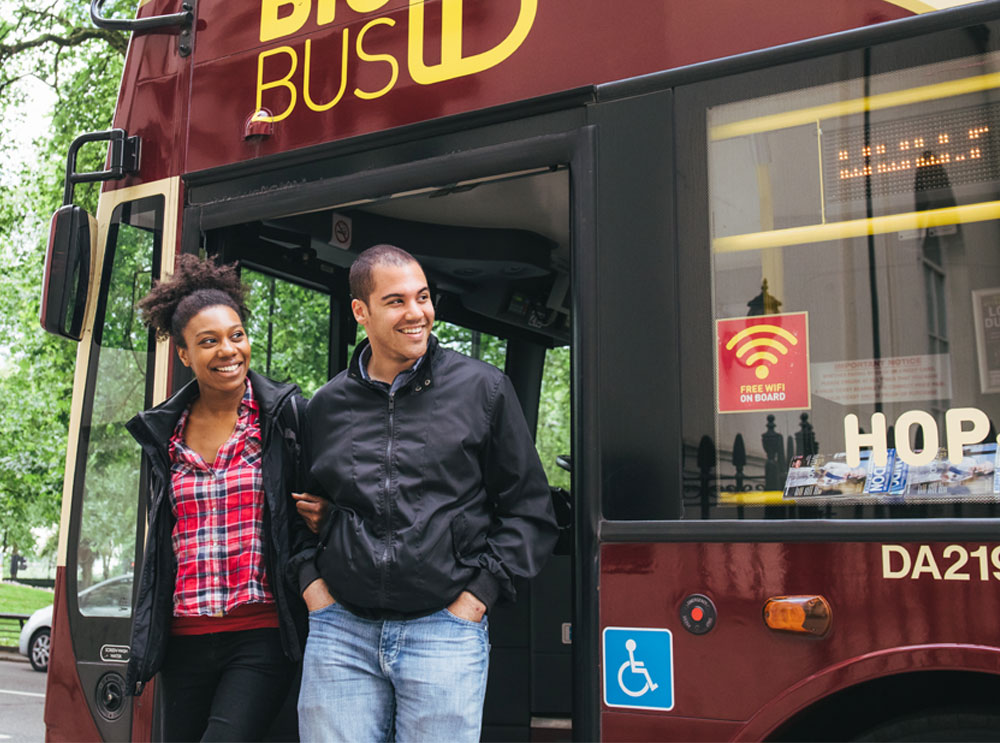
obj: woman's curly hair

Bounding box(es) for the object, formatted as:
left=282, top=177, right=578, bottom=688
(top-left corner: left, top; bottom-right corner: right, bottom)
left=137, top=254, right=249, bottom=346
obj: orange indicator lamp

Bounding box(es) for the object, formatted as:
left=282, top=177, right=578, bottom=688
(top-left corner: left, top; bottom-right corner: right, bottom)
left=763, top=595, right=832, bottom=637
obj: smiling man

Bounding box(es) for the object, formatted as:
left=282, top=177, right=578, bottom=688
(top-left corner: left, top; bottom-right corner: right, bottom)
left=294, top=244, right=558, bottom=742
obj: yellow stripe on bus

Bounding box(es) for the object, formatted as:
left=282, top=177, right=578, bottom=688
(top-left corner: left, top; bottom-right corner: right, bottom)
left=709, top=71, right=1000, bottom=141
left=712, top=200, right=1000, bottom=253
left=717, top=491, right=789, bottom=505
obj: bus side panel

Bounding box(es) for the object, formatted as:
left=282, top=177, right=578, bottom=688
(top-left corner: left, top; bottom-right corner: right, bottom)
left=43, top=567, right=103, bottom=743
left=602, top=712, right=741, bottom=742
left=185, top=0, right=909, bottom=173
left=105, top=2, right=192, bottom=190
left=131, top=679, right=156, bottom=743
left=599, top=541, right=1000, bottom=738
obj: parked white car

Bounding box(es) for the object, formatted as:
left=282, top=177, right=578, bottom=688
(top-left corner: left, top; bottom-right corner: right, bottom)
left=18, top=574, right=133, bottom=672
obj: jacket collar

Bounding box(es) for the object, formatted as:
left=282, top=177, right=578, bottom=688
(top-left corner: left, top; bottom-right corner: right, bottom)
left=127, top=370, right=298, bottom=453
left=348, top=335, right=438, bottom=395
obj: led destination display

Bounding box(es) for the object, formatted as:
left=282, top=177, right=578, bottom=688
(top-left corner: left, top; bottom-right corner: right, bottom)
left=823, top=102, right=999, bottom=204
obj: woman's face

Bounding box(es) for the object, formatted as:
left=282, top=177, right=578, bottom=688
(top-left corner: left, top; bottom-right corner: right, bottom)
left=176, top=304, right=251, bottom=398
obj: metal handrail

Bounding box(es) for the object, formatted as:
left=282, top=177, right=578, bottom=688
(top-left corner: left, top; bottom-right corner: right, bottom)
left=90, top=0, right=193, bottom=33
left=62, top=129, right=140, bottom=205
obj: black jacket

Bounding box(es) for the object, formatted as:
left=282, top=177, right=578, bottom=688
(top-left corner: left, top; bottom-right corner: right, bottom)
left=124, top=371, right=310, bottom=695
left=298, top=336, right=558, bottom=616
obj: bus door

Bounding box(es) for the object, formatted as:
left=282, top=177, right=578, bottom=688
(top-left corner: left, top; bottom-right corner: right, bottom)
left=597, top=13, right=1000, bottom=742
left=332, top=195, right=576, bottom=740
left=44, top=179, right=178, bottom=743
left=189, top=139, right=585, bottom=740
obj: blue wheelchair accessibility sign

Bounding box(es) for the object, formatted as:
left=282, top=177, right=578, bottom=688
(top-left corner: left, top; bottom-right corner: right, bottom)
left=602, top=627, right=674, bottom=711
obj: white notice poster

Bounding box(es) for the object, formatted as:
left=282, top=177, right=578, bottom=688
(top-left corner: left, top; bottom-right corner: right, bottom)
left=811, top=354, right=951, bottom=406
left=972, top=288, right=1000, bottom=394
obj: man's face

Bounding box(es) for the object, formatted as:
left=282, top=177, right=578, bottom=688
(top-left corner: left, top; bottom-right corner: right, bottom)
left=352, top=260, right=434, bottom=370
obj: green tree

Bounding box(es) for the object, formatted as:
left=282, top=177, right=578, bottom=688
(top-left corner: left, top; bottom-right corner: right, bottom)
left=0, top=1, right=129, bottom=563
left=243, top=269, right=333, bottom=397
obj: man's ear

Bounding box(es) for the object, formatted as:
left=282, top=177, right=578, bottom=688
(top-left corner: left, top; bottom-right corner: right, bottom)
left=176, top=346, right=191, bottom=368
left=351, top=298, right=368, bottom=325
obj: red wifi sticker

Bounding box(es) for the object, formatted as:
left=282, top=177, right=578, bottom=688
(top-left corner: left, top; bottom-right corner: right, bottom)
left=717, top=312, right=810, bottom=414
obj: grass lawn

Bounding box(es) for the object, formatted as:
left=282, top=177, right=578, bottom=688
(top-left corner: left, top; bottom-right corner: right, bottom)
left=0, top=581, right=54, bottom=648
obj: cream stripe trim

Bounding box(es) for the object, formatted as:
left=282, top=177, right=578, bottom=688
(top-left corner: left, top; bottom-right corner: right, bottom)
left=882, top=0, right=938, bottom=13
left=56, top=177, right=180, bottom=567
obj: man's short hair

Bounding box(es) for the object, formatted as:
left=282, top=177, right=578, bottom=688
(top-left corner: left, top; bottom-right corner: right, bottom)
left=350, top=244, right=420, bottom=305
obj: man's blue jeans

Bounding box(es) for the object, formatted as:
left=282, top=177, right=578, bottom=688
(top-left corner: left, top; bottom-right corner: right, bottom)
left=298, top=602, right=490, bottom=742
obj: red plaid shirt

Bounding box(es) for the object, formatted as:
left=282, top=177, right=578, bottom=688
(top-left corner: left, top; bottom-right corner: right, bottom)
left=168, top=379, right=275, bottom=618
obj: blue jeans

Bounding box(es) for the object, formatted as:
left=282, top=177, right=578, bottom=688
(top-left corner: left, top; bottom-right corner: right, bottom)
left=298, top=602, right=490, bottom=742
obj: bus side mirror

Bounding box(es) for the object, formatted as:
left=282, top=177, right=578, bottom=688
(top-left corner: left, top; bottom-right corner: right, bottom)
left=41, top=205, right=96, bottom=341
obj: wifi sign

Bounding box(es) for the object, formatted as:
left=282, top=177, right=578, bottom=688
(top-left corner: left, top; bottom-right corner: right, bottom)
left=725, top=324, right=798, bottom=380
left=717, top=312, right=810, bottom=414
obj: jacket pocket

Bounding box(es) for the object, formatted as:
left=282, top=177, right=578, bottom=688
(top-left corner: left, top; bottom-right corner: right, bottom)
left=317, top=503, right=337, bottom=550
left=450, top=513, right=487, bottom=567
left=450, top=513, right=470, bottom=558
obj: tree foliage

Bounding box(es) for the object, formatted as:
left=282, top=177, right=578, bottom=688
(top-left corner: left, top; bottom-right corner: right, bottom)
left=0, top=1, right=128, bottom=561
left=243, top=269, right=333, bottom=398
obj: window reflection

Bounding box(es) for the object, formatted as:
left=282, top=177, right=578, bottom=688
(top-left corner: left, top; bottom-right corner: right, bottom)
left=699, top=52, right=1000, bottom=519
left=76, top=197, right=160, bottom=612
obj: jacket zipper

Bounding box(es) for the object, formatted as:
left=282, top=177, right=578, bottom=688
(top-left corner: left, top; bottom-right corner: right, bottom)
left=380, top=392, right=395, bottom=603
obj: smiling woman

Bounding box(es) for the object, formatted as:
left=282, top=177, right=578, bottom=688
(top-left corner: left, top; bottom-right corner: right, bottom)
left=122, top=255, right=319, bottom=742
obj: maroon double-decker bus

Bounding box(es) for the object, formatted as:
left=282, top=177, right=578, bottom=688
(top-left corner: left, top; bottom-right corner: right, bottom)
left=39, top=0, right=1000, bottom=739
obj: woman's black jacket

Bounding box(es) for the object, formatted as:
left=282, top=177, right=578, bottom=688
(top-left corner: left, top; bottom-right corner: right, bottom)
left=123, top=371, right=312, bottom=696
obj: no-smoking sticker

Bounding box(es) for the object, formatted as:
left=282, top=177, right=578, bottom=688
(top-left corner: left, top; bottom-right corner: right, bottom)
left=330, top=213, right=352, bottom=249
left=717, top=312, right=810, bottom=413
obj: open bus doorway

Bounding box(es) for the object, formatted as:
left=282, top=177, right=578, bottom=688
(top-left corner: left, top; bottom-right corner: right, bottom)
left=205, top=166, right=574, bottom=741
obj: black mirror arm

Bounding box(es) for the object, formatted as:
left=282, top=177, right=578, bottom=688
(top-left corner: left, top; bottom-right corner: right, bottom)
left=91, top=0, right=193, bottom=33
left=62, top=129, right=141, bottom=206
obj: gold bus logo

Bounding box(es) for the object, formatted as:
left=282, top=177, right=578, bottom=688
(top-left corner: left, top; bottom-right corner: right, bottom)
left=256, top=0, right=538, bottom=122
left=408, top=0, right=537, bottom=85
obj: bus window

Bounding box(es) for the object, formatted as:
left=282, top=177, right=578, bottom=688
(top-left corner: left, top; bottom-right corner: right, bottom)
left=242, top=268, right=331, bottom=397
left=683, top=49, right=1000, bottom=520
left=435, top=321, right=508, bottom=369
left=537, top=345, right=571, bottom=492
left=76, top=196, right=161, bottom=609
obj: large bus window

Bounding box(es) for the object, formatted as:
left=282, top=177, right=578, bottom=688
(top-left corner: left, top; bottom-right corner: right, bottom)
left=76, top=197, right=161, bottom=609
left=687, top=50, right=1000, bottom=520
left=242, top=268, right=331, bottom=397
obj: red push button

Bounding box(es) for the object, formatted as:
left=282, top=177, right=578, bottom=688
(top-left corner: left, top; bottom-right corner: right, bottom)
left=679, top=594, right=717, bottom=635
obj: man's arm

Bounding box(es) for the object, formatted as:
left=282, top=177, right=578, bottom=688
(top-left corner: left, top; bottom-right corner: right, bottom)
left=284, top=394, right=330, bottom=606
left=447, top=590, right=487, bottom=622
left=302, top=577, right=336, bottom=611
left=293, top=492, right=337, bottom=611
left=467, top=374, right=559, bottom=611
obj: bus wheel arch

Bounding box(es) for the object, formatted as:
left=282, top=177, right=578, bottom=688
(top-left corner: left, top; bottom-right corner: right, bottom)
left=762, top=669, right=1000, bottom=742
